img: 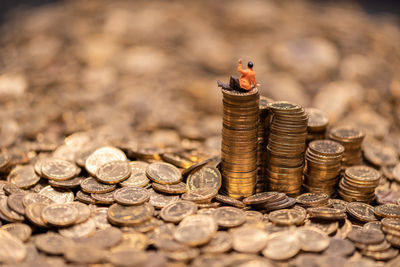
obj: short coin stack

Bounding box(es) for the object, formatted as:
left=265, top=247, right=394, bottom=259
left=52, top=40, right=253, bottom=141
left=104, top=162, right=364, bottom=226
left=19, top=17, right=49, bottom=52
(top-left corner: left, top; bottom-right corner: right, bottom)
left=329, top=126, right=365, bottom=167
left=266, top=102, right=308, bottom=196
left=338, top=165, right=381, bottom=203
left=256, top=96, right=273, bottom=193
left=303, top=140, right=344, bottom=196
left=305, top=108, right=329, bottom=143
left=221, top=88, right=259, bottom=199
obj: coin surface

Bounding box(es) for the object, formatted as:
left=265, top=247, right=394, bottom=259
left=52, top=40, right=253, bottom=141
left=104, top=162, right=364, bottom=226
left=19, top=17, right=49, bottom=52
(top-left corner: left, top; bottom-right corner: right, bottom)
left=120, top=161, right=150, bottom=188
left=243, top=192, right=279, bottom=205
left=346, top=202, right=377, bottom=222
left=212, top=206, right=246, bottom=228
left=96, top=160, right=131, bottom=184
left=296, top=227, right=330, bottom=252
left=58, top=218, right=96, bottom=239
left=0, top=223, right=32, bottom=242
left=215, top=194, right=245, bottom=208
left=181, top=188, right=218, bottom=203
left=107, top=203, right=154, bottom=226
left=187, top=167, right=222, bottom=191
left=201, top=231, right=232, bottom=254
left=146, top=162, right=182, bottom=185
left=35, top=232, right=74, bottom=255
left=85, top=146, right=127, bottom=177
left=347, top=229, right=385, bottom=245
left=269, top=209, right=305, bottom=226
left=152, top=182, right=187, bottom=194
left=262, top=230, right=300, bottom=260
left=41, top=203, right=78, bottom=227
left=160, top=201, right=198, bottom=223
left=0, top=229, right=27, bottom=263
left=374, top=204, right=400, bottom=218
left=114, top=187, right=150, bottom=206
left=41, top=158, right=77, bottom=181
left=231, top=226, right=268, bottom=253
left=38, top=185, right=74, bottom=204
left=173, top=214, right=217, bottom=246
left=80, top=177, right=116, bottom=194
left=7, top=165, right=40, bottom=189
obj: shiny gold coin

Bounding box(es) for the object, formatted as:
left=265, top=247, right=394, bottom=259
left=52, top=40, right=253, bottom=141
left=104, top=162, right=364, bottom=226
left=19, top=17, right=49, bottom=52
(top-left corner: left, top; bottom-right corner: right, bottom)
left=41, top=158, right=77, bottom=181
left=39, top=185, right=74, bottom=204
left=107, top=203, right=154, bottom=226
left=242, top=192, right=279, bottom=205
left=269, top=209, right=305, bottom=226
left=374, top=204, right=400, bottom=218
left=146, top=162, right=182, bottom=185
left=41, top=203, right=78, bottom=227
left=7, top=165, right=40, bottom=189
left=187, top=167, right=222, bottom=191
left=160, top=200, right=198, bottom=223
left=296, top=227, right=330, bottom=252
left=152, top=182, right=187, bottom=194
left=85, top=146, right=127, bottom=177
left=49, top=176, right=84, bottom=189
left=262, top=230, right=300, bottom=260
left=25, top=203, right=48, bottom=228
left=148, top=189, right=180, bottom=209
left=95, top=160, right=131, bottom=184
left=296, top=193, right=329, bottom=207
left=346, top=202, right=377, bottom=222
left=173, top=214, right=217, bottom=246
left=114, top=187, right=150, bottom=206
left=181, top=188, right=218, bottom=203
left=215, top=194, right=245, bottom=208
left=211, top=206, right=246, bottom=228
left=80, top=177, right=116, bottom=194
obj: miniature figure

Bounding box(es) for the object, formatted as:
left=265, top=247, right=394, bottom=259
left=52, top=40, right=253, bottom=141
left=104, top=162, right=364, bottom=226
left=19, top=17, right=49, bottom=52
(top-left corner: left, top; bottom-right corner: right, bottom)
left=218, top=59, right=260, bottom=92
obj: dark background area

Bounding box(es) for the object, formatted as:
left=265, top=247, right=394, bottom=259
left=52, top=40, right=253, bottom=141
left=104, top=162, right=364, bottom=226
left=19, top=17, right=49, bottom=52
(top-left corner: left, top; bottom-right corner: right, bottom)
left=1, top=0, right=400, bottom=24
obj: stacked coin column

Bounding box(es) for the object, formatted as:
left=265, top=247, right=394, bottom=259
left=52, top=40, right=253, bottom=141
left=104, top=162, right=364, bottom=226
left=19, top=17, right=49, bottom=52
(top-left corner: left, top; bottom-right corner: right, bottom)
left=256, top=96, right=273, bottom=193
left=221, top=88, right=259, bottom=199
left=266, top=102, right=308, bottom=197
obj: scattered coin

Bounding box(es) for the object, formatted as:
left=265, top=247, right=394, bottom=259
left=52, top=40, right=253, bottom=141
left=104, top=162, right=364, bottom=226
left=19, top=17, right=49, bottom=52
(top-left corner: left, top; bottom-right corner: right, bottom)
left=0, top=223, right=32, bottom=242
left=374, top=204, right=400, bottom=218
left=41, top=203, right=79, bottom=227
left=212, top=206, right=246, bottom=228
left=187, top=167, right=222, bottom=191
left=0, top=230, right=27, bottom=263
left=96, top=160, right=131, bottom=184
left=232, top=226, right=268, bottom=253
left=262, top=231, right=300, bottom=260
left=173, top=214, right=217, bottom=246
left=41, top=158, right=77, bottom=181
left=181, top=188, right=218, bottom=203
left=7, top=165, right=40, bottom=189
left=107, top=203, right=154, bottom=226
left=114, top=187, right=150, bottom=206
left=80, top=177, right=116, bottom=194
left=85, top=146, right=127, bottom=177
left=215, top=194, right=245, bottom=208
left=152, top=182, right=187, bottom=194
left=146, top=162, right=182, bottom=185
left=160, top=201, right=198, bottom=223
left=346, top=202, right=377, bottom=222
left=296, top=227, right=330, bottom=252
left=201, top=231, right=232, bottom=254
left=347, top=229, right=385, bottom=245
left=120, top=161, right=150, bottom=188
left=34, top=232, right=74, bottom=255
left=269, top=209, right=305, bottom=226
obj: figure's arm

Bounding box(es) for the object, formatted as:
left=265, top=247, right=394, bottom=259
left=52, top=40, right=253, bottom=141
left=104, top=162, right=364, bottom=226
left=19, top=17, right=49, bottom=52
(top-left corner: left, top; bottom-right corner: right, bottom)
left=251, top=75, right=260, bottom=87
left=237, top=59, right=246, bottom=74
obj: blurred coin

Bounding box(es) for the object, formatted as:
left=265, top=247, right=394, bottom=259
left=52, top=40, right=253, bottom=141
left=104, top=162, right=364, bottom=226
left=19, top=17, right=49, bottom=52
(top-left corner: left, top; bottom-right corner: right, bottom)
left=96, top=160, right=131, bottom=184
left=146, top=162, right=182, bottom=185
left=114, top=187, right=150, bottom=206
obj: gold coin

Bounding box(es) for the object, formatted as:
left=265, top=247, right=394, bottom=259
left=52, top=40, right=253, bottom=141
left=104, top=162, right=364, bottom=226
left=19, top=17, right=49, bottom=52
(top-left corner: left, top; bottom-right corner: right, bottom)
left=120, top=161, right=150, bottom=188
left=187, top=167, right=222, bottom=191
left=269, top=209, right=305, bottom=226
left=215, top=194, right=245, bottom=208
left=0, top=230, right=27, bottom=263
left=146, top=162, right=182, bottom=185
left=346, top=202, right=377, bottom=222
left=58, top=218, right=96, bottom=239
left=0, top=223, right=32, bottom=242
left=64, top=245, right=106, bottom=264
left=85, top=146, right=127, bottom=177
left=201, top=231, right=232, bottom=254
left=160, top=200, right=198, bottom=223
left=0, top=198, right=24, bottom=222
left=181, top=188, right=218, bottom=203
left=7, top=165, right=40, bottom=189
left=35, top=232, right=74, bottom=255
left=25, top=203, right=48, bottom=228
left=49, top=176, right=84, bottom=189
left=39, top=185, right=74, bottom=204
left=107, top=203, right=154, bottom=226
left=40, top=158, right=77, bottom=181
left=80, top=177, right=116, bottom=194
left=152, top=182, right=187, bottom=194
left=231, top=226, right=268, bottom=253
left=211, top=206, right=245, bottom=228
left=114, top=187, right=150, bottom=206
left=173, top=214, right=217, bottom=246
left=95, top=160, right=131, bottom=184
left=7, top=193, right=26, bottom=215
left=347, top=228, right=385, bottom=245
left=148, top=189, right=179, bottom=209
left=296, top=227, right=330, bottom=252
left=41, top=203, right=78, bottom=227
left=262, top=230, right=300, bottom=260
left=374, top=204, right=400, bottom=218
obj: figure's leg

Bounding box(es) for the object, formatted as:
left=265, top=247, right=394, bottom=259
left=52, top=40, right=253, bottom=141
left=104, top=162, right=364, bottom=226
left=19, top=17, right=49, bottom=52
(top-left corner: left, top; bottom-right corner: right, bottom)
left=217, top=80, right=231, bottom=90
left=229, top=76, right=240, bottom=90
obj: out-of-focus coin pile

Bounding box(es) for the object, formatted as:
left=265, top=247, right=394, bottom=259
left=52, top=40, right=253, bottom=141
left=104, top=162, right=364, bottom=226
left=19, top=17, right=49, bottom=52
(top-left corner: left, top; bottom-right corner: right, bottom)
left=2, top=0, right=400, bottom=265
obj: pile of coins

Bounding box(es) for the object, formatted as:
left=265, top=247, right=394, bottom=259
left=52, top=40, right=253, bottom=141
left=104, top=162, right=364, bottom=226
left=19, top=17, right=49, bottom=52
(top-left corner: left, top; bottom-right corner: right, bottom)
left=242, top=192, right=296, bottom=211
left=305, top=108, right=329, bottom=143
left=266, top=102, right=308, bottom=196
left=256, top=96, right=273, bottom=193
left=329, top=126, right=365, bottom=167
left=338, top=165, right=381, bottom=203
left=382, top=217, right=400, bottom=248
left=220, top=88, right=259, bottom=199
left=303, top=140, right=344, bottom=196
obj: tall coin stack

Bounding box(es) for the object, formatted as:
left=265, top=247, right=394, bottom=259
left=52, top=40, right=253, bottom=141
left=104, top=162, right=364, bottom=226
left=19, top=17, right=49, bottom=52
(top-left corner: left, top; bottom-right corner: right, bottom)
left=266, top=102, right=308, bottom=197
left=305, top=108, right=329, bottom=144
left=256, top=96, right=273, bottom=193
left=329, top=126, right=365, bottom=167
left=338, top=165, right=381, bottom=203
left=303, top=140, right=344, bottom=196
left=221, top=88, right=259, bottom=199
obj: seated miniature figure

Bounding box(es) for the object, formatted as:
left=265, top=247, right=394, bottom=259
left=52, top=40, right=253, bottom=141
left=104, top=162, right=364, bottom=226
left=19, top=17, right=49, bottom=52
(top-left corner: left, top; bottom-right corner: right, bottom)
left=217, top=59, right=260, bottom=92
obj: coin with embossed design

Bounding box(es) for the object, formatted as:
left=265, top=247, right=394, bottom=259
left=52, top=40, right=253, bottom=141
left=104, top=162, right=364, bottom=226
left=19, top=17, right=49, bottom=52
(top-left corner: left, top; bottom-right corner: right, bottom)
left=114, top=187, right=150, bottom=206
left=85, top=146, right=127, bottom=177
left=160, top=200, right=198, bottom=223
left=269, top=209, right=305, bottom=226
left=120, top=161, right=150, bottom=188
left=346, top=202, right=377, bottom=222
left=107, top=203, right=154, bottom=226
left=96, top=160, right=131, bottom=184
left=152, top=182, right=187, bottom=194
left=80, top=177, right=116, bottom=194
left=187, top=167, right=222, bottom=191
left=173, top=214, right=217, bottom=246
left=212, top=206, right=246, bottom=228
left=41, top=203, right=78, bottom=227
left=7, top=165, right=40, bottom=189
left=296, top=227, right=330, bottom=252
left=41, top=158, right=77, bottom=181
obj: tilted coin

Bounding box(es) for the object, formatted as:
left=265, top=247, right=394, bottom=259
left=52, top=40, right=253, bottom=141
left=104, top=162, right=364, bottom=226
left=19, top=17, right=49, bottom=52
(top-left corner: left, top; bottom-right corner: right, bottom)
left=114, top=187, right=150, bottom=206
left=74, top=227, right=123, bottom=249
left=91, top=191, right=115, bottom=204
left=381, top=217, right=400, bottom=231
left=173, top=214, right=217, bottom=246
left=96, top=160, right=131, bottom=184
left=363, top=221, right=382, bottom=232
left=111, top=231, right=148, bottom=252
left=41, top=158, right=77, bottom=181
left=262, top=230, right=300, bottom=260
left=22, top=193, right=54, bottom=207
left=215, top=194, right=245, bottom=208
left=149, top=189, right=180, bottom=209
left=59, top=218, right=96, bottom=239
left=35, top=232, right=74, bottom=255
left=80, top=177, right=116, bottom=194
left=374, top=204, right=400, bottom=218
left=41, top=203, right=79, bottom=227
left=0, top=223, right=32, bottom=242
left=187, top=167, right=222, bottom=191
left=0, top=229, right=27, bottom=263
left=76, top=190, right=96, bottom=205
left=160, top=201, right=198, bottom=223
left=39, top=185, right=74, bottom=204
left=0, top=198, right=24, bottom=222
left=212, top=206, right=246, bottom=228
left=296, top=227, right=330, bottom=252
left=120, top=161, right=150, bottom=188
left=201, top=231, right=232, bottom=254
left=25, top=203, right=48, bottom=228
left=49, top=176, right=84, bottom=189
left=7, top=165, right=40, bottom=189
left=243, top=192, right=279, bottom=205
left=165, top=246, right=200, bottom=261
left=3, top=182, right=24, bottom=196
left=346, top=202, right=377, bottom=222
left=7, top=193, right=26, bottom=215
left=107, top=203, right=154, bottom=226
left=91, top=207, right=112, bottom=230
left=307, top=207, right=346, bottom=220
left=67, top=201, right=91, bottom=223
left=296, top=192, right=329, bottom=207
left=231, top=226, right=268, bottom=253
left=146, top=162, right=182, bottom=185
left=269, top=209, right=305, bottom=226
left=152, top=182, right=187, bottom=194
left=347, top=229, right=385, bottom=245
left=361, top=248, right=399, bottom=261
left=181, top=188, right=218, bottom=203
left=85, top=146, right=127, bottom=177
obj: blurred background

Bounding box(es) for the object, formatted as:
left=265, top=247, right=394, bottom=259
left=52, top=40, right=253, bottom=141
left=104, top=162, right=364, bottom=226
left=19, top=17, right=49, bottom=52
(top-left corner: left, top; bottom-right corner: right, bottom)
left=1, top=0, right=400, bottom=149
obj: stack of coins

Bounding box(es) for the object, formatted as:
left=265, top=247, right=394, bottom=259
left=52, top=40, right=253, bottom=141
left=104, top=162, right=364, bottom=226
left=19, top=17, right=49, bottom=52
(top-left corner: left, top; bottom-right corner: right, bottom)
left=266, top=102, right=308, bottom=196
left=221, top=88, right=259, bottom=199
left=305, top=108, right=329, bottom=143
left=329, top=126, right=365, bottom=167
left=256, top=96, right=273, bottom=193
left=303, top=140, right=344, bottom=196
left=338, top=165, right=381, bottom=203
